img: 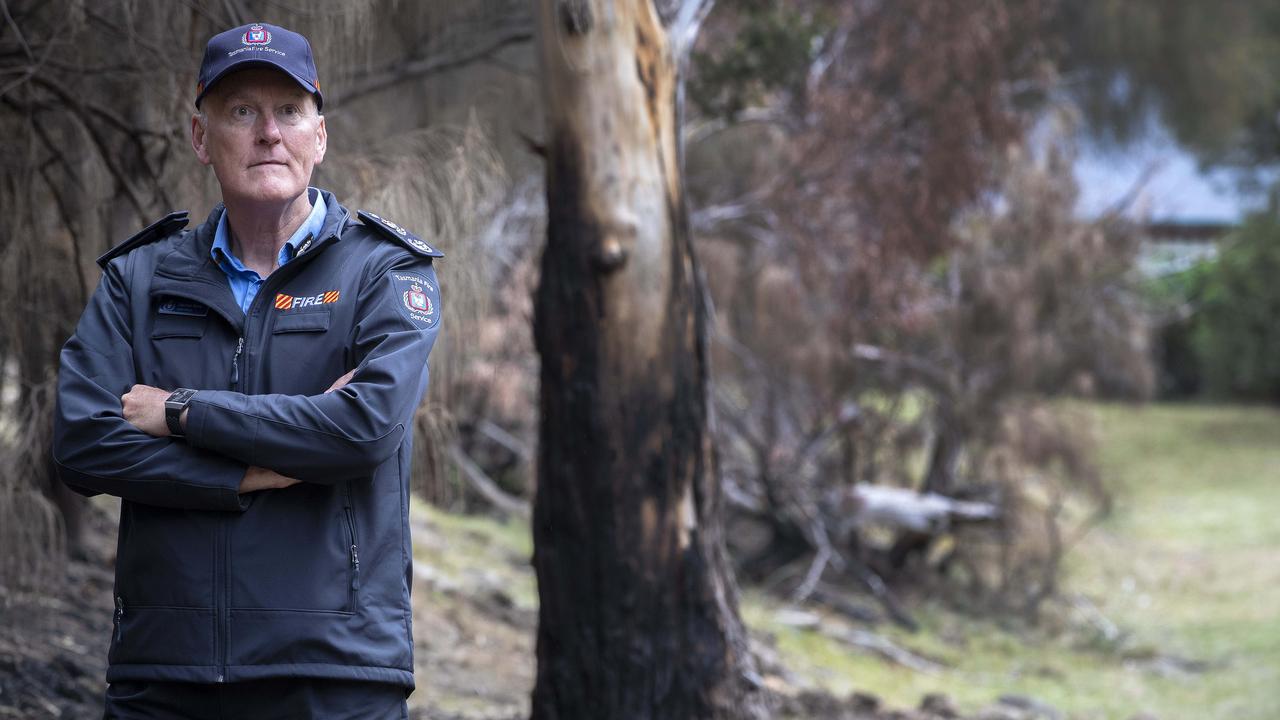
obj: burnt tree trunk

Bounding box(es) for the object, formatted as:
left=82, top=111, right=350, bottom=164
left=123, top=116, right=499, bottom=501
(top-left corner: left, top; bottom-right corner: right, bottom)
left=531, top=1, right=766, bottom=719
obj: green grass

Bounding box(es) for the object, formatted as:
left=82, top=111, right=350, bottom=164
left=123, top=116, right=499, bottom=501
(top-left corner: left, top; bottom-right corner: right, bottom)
left=410, top=497, right=538, bottom=610
left=747, top=403, right=1280, bottom=720
left=408, top=404, right=1280, bottom=718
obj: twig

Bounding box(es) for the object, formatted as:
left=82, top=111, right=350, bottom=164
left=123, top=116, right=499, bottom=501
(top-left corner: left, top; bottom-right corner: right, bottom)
left=341, top=21, right=533, bottom=105
left=791, top=542, right=830, bottom=603
left=822, top=626, right=944, bottom=673
left=0, top=0, right=34, bottom=63
left=476, top=419, right=531, bottom=462
left=447, top=444, right=529, bottom=519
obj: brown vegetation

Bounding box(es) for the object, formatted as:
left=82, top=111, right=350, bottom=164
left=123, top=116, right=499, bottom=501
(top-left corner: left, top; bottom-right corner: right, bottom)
left=688, top=1, right=1151, bottom=622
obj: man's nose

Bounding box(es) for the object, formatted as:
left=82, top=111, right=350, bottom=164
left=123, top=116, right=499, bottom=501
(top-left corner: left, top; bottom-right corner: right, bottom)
left=255, top=112, right=282, bottom=144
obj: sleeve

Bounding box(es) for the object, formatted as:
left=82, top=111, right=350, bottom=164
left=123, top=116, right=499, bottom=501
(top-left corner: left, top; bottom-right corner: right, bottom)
left=52, top=261, right=251, bottom=512
left=183, top=254, right=441, bottom=483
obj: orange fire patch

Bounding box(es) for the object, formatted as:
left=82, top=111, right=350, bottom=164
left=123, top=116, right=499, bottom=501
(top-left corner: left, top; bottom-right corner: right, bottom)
left=274, top=291, right=340, bottom=311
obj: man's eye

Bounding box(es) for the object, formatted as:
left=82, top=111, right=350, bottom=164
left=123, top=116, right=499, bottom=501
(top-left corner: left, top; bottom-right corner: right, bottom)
left=282, top=105, right=298, bottom=115
left=233, top=106, right=251, bottom=117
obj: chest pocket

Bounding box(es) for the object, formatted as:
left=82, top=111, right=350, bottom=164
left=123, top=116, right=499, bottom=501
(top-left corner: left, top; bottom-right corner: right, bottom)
left=151, top=313, right=208, bottom=339
left=145, top=304, right=211, bottom=390
left=266, top=309, right=341, bottom=394
left=272, top=310, right=331, bottom=334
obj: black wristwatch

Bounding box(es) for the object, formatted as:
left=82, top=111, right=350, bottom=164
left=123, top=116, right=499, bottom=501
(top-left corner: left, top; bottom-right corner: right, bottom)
left=165, top=388, right=198, bottom=437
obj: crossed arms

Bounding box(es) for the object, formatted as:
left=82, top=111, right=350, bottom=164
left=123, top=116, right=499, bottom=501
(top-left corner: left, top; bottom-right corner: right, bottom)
left=117, top=370, right=354, bottom=493
left=52, top=254, right=438, bottom=512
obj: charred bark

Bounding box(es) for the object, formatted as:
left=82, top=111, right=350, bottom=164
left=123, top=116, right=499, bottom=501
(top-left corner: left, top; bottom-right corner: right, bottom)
left=531, top=1, right=765, bottom=718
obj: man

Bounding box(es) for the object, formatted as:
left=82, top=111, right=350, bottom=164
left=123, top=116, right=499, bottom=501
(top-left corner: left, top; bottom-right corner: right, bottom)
left=52, top=22, right=442, bottom=719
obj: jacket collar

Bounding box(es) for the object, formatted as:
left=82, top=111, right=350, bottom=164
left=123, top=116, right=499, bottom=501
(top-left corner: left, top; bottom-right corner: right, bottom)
left=150, top=189, right=351, bottom=327
left=155, top=188, right=350, bottom=281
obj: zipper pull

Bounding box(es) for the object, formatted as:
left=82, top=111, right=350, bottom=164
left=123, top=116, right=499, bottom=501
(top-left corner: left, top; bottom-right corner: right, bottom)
left=230, top=336, right=244, bottom=386
left=114, top=596, right=124, bottom=642
left=350, top=545, right=361, bottom=590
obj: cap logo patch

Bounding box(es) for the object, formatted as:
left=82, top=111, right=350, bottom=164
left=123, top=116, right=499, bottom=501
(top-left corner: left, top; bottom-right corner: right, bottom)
left=242, top=24, right=272, bottom=46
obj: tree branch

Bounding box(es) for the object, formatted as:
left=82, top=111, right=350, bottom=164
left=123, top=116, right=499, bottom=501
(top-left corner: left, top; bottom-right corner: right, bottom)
left=448, top=444, right=529, bottom=519
left=341, top=20, right=533, bottom=105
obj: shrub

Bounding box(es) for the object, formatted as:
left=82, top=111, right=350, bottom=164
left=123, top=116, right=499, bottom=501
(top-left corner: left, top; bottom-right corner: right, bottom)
left=1192, top=214, right=1280, bottom=401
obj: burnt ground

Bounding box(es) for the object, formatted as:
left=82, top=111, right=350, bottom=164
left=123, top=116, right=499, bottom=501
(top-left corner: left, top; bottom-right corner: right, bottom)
left=0, top=502, right=1068, bottom=720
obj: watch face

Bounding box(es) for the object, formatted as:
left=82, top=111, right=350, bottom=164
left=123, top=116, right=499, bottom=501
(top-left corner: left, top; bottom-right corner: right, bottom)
left=168, top=388, right=197, bottom=405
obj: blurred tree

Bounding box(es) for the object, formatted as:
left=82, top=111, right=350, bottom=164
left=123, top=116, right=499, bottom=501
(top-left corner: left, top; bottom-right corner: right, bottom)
left=1060, top=0, right=1280, bottom=173
left=531, top=0, right=766, bottom=717
left=688, top=0, right=827, bottom=120
left=1192, top=215, right=1280, bottom=400
left=0, top=0, right=205, bottom=573
left=685, top=0, right=1150, bottom=619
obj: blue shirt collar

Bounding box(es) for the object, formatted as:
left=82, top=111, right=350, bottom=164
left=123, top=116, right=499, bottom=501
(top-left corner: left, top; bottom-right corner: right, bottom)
left=211, top=188, right=327, bottom=275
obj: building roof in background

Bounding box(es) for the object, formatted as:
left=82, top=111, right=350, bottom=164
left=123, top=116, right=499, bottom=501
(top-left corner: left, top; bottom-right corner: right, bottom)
left=1143, top=220, right=1235, bottom=244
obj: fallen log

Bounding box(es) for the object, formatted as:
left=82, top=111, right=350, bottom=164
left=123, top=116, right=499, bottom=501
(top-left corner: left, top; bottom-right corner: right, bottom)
left=840, top=484, right=999, bottom=534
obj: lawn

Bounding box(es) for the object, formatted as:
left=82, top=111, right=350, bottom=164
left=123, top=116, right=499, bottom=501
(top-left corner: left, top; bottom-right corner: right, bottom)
left=745, top=402, right=1280, bottom=719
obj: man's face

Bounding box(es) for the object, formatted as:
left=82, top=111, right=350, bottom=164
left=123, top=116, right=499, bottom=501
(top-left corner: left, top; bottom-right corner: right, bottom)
left=191, top=68, right=327, bottom=205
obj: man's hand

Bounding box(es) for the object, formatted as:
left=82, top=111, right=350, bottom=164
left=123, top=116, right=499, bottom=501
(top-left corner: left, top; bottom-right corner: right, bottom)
left=239, top=466, right=301, bottom=494
left=326, top=369, right=355, bottom=393
left=121, top=384, right=172, bottom=437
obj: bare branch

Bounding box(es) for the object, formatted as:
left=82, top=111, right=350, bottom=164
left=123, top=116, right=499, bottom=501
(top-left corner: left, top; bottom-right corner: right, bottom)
left=791, top=542, right=831, bottom=603
left=476, top=419, right=532, bottom=462
left=447, top=444, right=529, bottom=519
left=0, top=0, right=34, bottom=63
left=28, top=74, right=169, bottom=141
left=669, top=0, right=714, bottom=60
left=852, top=343, right=956, bottom=395
left=823, top=626, right=944, bottom=673
left=341, top=20, right=533, bottom=105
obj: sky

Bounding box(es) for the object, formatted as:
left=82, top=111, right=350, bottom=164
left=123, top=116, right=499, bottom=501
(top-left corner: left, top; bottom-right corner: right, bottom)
left=1074, top=131, right=1257, bottom=224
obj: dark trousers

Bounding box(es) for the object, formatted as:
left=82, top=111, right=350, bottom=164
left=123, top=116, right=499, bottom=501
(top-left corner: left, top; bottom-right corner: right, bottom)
left=103, top=678, right=409, bottom=720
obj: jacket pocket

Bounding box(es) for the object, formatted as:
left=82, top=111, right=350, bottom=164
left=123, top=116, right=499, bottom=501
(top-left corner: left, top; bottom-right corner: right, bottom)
left=228, top=484, right=355, bottom=614
left=272, top=310, right=330, bottom=334
left=143, top=308, right=223, bottom=390
left=114, top=502, right=216, bottom=609
left=151, top=313, right=207, bottom=339
left=107, top=604, right=216, bottom=669
left=262, top=310, right=341, bottom=395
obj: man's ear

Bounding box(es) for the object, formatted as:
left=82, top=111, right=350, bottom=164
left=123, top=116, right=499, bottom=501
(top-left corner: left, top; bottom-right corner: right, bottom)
left=191, top=114, right=213, bottom=166
left=314, top=114, right=327, bottom=165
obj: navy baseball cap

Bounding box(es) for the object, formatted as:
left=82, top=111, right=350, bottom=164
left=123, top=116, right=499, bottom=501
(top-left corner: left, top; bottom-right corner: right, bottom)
left=196, top=22, right=323, bottom=110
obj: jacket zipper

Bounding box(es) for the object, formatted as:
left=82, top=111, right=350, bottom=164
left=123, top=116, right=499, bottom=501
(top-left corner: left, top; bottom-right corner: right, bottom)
left=342, top=481, right=361, bottom=612
left=218, top=328, right=242, bottom=683
left=216, top=519, right=226, bottom=683
left=114, top=596, right=124, bottom=643
left=237, top=210, right=349, bottom=395
left=230, top=336, right=244, bottom=386
left=209, top=212, right=351, bottom=681
left=146, top=285, right=241, bottom=684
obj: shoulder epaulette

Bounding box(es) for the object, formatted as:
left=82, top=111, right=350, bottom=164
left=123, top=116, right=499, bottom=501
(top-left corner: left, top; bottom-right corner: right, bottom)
left=357, top=210, right=444, bottom=258
left=96, top=211, right=190, bottom=269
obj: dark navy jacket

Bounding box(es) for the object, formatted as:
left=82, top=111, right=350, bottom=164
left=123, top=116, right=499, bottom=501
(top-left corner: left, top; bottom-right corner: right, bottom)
left=52, top=190, right=442, bottom=688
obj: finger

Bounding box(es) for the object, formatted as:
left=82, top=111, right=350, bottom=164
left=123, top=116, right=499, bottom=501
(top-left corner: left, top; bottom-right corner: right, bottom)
left=325, top=369, right=356, bottom=393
